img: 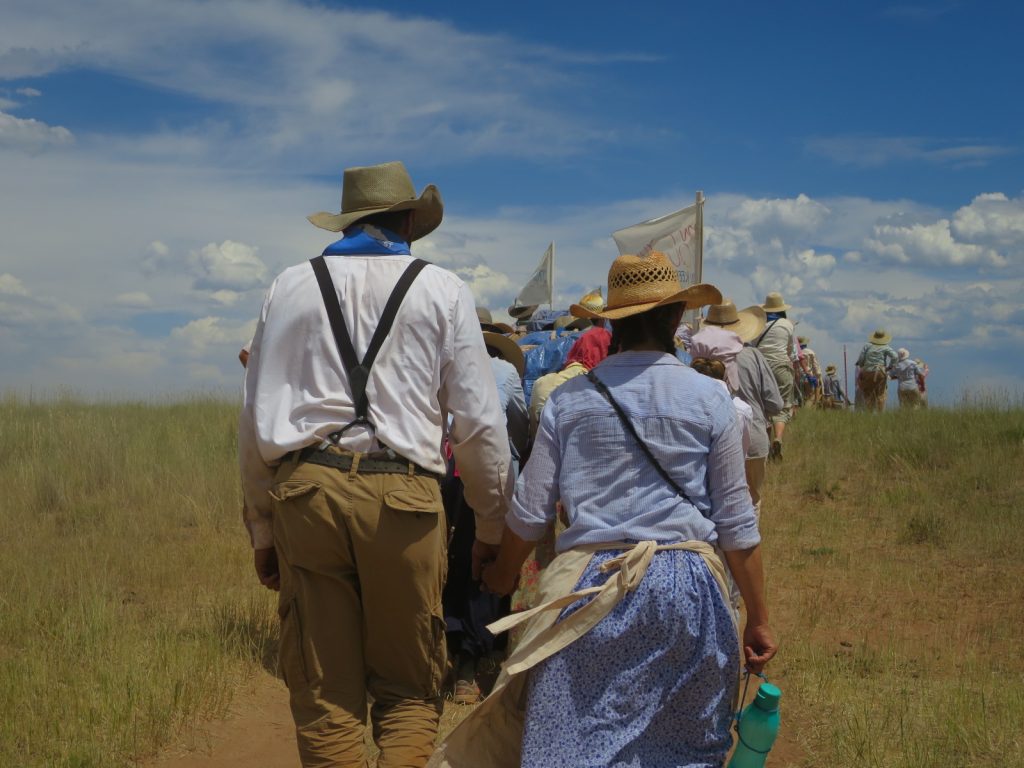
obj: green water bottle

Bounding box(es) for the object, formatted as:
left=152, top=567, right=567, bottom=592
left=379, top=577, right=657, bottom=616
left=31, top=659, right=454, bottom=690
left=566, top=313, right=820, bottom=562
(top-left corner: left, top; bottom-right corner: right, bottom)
left=728, top=682, right=781, bottom=767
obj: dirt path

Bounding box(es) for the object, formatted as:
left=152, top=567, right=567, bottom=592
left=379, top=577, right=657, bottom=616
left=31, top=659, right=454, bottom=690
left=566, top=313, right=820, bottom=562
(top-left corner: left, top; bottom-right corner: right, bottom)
left=148, top=670, right=805, bottom=767
left=148, top=672, right=299, bottom=768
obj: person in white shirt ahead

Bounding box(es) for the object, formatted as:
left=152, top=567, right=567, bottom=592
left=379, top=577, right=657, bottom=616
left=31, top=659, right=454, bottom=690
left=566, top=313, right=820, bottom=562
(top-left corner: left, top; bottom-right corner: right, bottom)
left=238, top=161, right=512, bottom=768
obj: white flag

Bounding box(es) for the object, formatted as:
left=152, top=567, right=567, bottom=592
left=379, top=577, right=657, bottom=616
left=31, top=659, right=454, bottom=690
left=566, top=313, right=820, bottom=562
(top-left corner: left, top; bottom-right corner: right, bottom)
left=611, top=203, right=702, bottom=286
left=515, top=242, right=553, bottom=306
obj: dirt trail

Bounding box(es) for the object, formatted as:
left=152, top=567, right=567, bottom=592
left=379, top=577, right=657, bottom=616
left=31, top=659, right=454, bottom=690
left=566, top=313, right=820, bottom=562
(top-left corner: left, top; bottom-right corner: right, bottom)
left=147, top=669, right=805, bottom=767
left=148, top=672, right=299, bottom=768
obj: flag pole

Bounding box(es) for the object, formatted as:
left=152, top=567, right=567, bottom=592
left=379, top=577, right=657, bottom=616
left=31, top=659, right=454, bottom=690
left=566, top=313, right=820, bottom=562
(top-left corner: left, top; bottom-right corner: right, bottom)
left=843, top=344, right=849, bottom=408
left=549, top=241, right=554, bottom=309
left=695, top=190, right=704, bottom=285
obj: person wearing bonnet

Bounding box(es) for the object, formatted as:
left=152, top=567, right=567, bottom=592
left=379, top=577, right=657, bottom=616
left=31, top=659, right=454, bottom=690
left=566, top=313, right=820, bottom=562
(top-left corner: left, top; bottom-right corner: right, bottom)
left=430, top=252, right=777, bottom=768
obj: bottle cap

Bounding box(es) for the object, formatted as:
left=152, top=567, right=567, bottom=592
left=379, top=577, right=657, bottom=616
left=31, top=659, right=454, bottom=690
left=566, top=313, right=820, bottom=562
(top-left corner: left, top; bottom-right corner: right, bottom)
left=754, top=682, right=781, bottom=712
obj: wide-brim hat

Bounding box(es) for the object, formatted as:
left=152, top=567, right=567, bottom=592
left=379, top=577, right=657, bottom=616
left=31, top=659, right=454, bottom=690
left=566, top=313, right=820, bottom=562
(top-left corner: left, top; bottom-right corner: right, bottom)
left=704, top=300, right=767, bottom=344
left=869, top=328, right=892, bottom=345
left=570, top=252, right=722, bottom=321
left=481, top=321, right=514, bottom=334
left=508, top=304, right=539, bottom=322
left=761, top=291, right=792, bottom=312
left=825, top=364, right=837, bottom=374
left=483, top=331, right=525, bottom=378
left=307, top=161, right=443, bottom=241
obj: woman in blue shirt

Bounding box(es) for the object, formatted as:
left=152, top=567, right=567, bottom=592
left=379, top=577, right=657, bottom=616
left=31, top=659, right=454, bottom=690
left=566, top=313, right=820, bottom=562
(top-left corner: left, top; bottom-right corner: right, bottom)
left=480, top=252, right=777, bottom=768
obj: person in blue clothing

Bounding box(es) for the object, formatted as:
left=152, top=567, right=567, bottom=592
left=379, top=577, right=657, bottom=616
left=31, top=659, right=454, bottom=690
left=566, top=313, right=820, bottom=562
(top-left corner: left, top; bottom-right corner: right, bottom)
left=453, top=251, right=777, bottom=768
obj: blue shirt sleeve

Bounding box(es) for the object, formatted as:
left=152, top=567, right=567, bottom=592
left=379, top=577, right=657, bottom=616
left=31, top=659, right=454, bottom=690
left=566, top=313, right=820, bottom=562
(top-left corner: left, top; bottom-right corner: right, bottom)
left=506, top=391, right=562, bottom=541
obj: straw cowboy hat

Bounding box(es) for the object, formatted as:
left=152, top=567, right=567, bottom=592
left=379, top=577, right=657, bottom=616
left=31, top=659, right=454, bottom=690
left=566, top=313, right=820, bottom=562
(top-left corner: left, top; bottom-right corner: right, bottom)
left=797, top=336, right=810, bottom=346
left=483, top=331, right=525, bottom=378
left=507, top=304, right=539, bottom=323
left=570, top=252, right=722, bottom=321
left=704, top=299, right=767, bottom=344
left=476, top=307, right=514, bottom=335
left=826, top=364, right=837, bottom=374
left=868, top=328, right=892, bottom=345
left=761, top=292, right=792, bottom=312
left=577, top=288, right=605, bottom=314
left=307, top=161, right=443, bottom=241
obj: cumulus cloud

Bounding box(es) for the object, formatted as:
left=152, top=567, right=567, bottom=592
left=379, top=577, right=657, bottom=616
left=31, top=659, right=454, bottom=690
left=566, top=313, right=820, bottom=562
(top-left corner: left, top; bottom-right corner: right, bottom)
left=951, top=193, right=1024, bottom=249
left=452, top=263, right=516, bottom=305
left=15, top=86, right=40, bottom=97
left=726, top=194, right=830, bottom=233
left=0, top=109, right=73, bottom=153
left=114, top=291, right=153, bottom=308
left=0, top=273, right=29, bottom=295
left=170, top=315, right=256, bottom=356
left=864, top=219, right=1008, bottom=268
left=190, top=240, right=268, bottom=292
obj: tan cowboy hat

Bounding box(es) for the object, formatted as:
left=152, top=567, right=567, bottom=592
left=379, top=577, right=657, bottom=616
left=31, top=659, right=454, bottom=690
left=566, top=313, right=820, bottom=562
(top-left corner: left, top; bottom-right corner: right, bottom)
left=869, top=328, right=892, bottom=345
left=483, top=331, right=525, bottom=378
left=507, top=303, right=539, bottom=322
left=307, top=161, right=443, bottom=241
left=476, top=307, right=513, bottom=334
left=826, top=364, right=837, bottom=374
left=570, top=252, right=722, bottom=321
left=761, top=291, right=792, bottom=312
left=797, top=336, right=809, bottom=346
left=577, top=288, right=605, bottom=314
left=704, top=299, right=767, bottom=344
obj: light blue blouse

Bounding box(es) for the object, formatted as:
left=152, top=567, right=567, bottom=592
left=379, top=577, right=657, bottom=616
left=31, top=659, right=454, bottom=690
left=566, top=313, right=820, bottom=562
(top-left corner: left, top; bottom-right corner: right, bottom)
left=507, top=351, right=760, bottom=552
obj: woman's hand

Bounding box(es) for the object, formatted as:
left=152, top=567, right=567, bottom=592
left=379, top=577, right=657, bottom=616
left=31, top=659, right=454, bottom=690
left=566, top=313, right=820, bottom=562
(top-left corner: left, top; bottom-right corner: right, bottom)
left=743, top=621, right=778, bottom=674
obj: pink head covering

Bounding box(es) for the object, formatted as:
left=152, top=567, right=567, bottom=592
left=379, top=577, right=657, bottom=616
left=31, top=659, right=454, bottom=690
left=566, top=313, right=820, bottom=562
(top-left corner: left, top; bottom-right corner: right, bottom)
left=688, top=325, right=744, bottom=391
left=564, top=327, right=612, bottom=371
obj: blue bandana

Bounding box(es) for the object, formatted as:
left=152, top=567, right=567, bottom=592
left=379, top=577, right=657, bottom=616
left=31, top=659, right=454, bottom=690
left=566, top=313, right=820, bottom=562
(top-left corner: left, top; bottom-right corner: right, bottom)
left=322, top=225, right=411, bottom=257
left=766, top=311, right=785, bottom=321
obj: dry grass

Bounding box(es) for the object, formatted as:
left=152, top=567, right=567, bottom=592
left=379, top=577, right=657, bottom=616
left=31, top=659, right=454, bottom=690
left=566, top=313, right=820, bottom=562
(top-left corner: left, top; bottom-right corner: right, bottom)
left=1, top=395, right=1022, bottom=766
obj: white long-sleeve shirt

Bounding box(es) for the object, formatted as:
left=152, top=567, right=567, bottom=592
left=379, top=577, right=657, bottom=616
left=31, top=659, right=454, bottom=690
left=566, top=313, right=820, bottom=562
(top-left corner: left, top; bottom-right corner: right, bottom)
left=239, top=252, right=513, bottom=548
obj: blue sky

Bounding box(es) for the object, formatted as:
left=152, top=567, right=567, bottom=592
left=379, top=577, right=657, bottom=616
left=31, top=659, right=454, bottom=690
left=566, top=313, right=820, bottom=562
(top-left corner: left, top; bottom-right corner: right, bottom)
left=1, top=0, right=1022, bottom=402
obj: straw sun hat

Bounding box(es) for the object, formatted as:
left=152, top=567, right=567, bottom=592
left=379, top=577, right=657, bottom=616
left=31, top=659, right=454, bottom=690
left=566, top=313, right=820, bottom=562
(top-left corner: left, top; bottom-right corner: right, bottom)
left=307, top=161, right=443, bottom=241
left=570, top=252, right=722, bottom=321
left=761, top=292, right=792, bottom=312
left=704, top=300, right=767, bottom=343
left=482, top=331, right=525, bottom=378
left=868, top=328, right=892, bottom=345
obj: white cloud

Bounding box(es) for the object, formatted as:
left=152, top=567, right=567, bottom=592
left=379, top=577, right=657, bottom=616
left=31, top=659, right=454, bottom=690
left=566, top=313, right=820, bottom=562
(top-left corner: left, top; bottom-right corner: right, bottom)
left=114, top=291, right=153, bottom=308
left=0, top=109, right=73, bottom=153
left=15, top=86, right=41, bottom=97
left=806, top=135, right=1013, bottom=168
left=951, top=193, right=1024, bottom=249
left=170, top=316, right=256, bottom=357
left=726, top=194, right=830, bottom=233
left=864, top=218, right=1008, bottom=268
left=191, top=240, right=268, bottom=292
left=0, top=273, right=29, bottom=295
left=452, top=263, right=516, bottom=305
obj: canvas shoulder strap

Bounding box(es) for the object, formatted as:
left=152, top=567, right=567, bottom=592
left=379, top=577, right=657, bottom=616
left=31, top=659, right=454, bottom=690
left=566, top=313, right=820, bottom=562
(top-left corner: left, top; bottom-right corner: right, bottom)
left=585, top=370, right=694, bottom=506
left=310, top=255, right=430, bottom=437
left=753, top=318, right=780, bottom=348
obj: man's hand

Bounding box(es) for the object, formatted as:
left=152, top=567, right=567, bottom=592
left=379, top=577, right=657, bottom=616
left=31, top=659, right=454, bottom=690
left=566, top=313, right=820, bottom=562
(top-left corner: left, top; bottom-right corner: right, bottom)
left=254, top=546, right=280, bottom=591
left=471, top=539, right=500, bottom=581
left=482, top=562, right=519, bottom=596
left=743, top=621, right=778, bottom=674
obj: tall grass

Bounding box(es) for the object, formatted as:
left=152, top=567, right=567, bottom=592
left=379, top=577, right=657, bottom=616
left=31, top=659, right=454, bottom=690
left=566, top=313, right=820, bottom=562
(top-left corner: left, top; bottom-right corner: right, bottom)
left=2, top=396, right=1022, bottom=766
left=764, top=404, right=1024, bottom=767
left=0, top=397, right=276, bottom=768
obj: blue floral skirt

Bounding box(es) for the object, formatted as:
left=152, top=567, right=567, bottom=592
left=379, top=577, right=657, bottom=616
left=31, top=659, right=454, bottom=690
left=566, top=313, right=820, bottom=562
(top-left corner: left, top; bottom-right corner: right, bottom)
left=521, top=549, right=739, bottom=768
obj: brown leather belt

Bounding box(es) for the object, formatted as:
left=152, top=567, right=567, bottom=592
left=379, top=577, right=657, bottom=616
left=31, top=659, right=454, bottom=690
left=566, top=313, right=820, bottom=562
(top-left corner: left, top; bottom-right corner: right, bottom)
left=288, top=445, right=441, bottom=480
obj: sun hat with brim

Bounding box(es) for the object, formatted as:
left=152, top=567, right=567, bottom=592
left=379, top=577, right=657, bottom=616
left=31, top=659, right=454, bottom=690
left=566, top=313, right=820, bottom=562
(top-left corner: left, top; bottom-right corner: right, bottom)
left=508, top=304, right=539, bottom=322
left=869, top=328, right=892, bottom=345
left=826, top=365, right=837, bottom=374
left=704, top=300, right=767, bottom=344
left=761, top=292, right=792, bottom=312
left=570, top=252, right=722, bottom=321
left=483, top=331, right=525, bottom=378
left=307, top=161, right=443, bottom=241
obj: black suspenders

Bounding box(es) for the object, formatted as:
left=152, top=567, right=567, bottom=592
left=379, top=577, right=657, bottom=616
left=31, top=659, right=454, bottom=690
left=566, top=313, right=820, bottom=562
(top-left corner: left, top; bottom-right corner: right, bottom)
left=309, top=255, right=429, bottom=440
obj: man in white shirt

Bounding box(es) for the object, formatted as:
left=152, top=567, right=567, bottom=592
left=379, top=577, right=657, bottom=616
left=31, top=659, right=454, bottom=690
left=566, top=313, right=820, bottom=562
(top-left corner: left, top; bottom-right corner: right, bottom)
left=238, top=161, right=512, bottom=768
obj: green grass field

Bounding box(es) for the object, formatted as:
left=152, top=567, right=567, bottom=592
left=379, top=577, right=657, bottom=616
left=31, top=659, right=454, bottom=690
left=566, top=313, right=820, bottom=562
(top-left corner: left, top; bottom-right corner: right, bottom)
left=1, top=395, right=1022, bottom=767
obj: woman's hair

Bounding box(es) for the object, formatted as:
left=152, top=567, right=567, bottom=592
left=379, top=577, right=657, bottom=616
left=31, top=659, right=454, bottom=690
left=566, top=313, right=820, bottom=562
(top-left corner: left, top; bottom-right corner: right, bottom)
left=691, top=357, right=727, bottom=381
left=609, top=304, right=682, bottom=354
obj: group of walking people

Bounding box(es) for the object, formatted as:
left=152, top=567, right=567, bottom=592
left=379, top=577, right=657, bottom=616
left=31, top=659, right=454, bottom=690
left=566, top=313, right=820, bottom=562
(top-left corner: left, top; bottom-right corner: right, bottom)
left=854, top=329, right=929, bottom=411
left=238, top=160, right=779, bottom=768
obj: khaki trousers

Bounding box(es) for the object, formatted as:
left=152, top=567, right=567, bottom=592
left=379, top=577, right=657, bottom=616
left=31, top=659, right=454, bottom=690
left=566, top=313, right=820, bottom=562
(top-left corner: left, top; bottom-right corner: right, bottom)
left=859, top=369, right=888, bottom=411
left=767, top=359, right=795, bottom=425
left=898, top=388, right=923, bottom=409
left=271, top=456, right=447, bottom=768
